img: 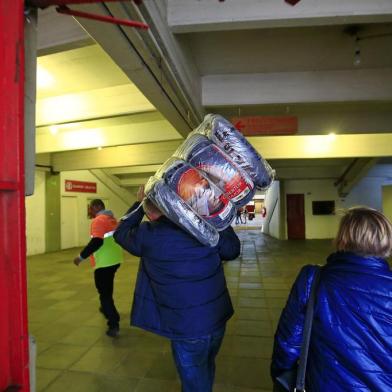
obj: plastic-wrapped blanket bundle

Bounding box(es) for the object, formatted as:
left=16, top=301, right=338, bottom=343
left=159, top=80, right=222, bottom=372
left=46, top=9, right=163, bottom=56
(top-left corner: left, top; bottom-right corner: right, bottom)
left=195, top=114, right=274, bottom=190
left=145, top=177, right=220, bottom=247
left=154, top=158, right=236, bottom=231
left=144, top=114, right=275, bottom=247
left=175, top=134, right=255, bottom=208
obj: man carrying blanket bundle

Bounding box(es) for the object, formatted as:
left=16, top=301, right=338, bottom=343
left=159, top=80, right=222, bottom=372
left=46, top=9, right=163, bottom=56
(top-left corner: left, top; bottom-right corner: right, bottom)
left=114, top=185, right=240, bottom=392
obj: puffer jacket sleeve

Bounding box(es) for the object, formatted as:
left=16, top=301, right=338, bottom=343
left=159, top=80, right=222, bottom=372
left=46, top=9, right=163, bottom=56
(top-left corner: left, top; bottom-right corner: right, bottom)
left=114, top=202, right=146, bottom=257
left=271, top=265, right=318, bottom=379
left=217, top=226, right=241, bottom=261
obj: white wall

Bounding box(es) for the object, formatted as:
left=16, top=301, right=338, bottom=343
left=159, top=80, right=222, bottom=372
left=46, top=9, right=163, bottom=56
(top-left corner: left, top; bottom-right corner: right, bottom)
left=60, top=170, right=131, bottom=247
left=281, top=165, right=392, bottom=239
left=382, top=185, right=392, bottom=223
left=284, top=179, right=342, bottom=239
left=25, top=170, right=46, bottom=255
left=262, top=180, right=281, bottom=238
left=343, top=164, right=392, bottom=211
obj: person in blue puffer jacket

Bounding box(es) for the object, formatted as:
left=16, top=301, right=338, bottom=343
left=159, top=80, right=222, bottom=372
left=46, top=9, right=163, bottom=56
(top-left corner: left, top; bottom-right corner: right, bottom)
left=114, top=186, right=241, bottom=392
left=271, top=206, right=392, bottom=391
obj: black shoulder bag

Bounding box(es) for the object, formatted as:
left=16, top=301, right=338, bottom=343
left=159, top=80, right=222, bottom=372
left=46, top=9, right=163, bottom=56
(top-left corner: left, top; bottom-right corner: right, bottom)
left=275, top=267, right=321, bottom=392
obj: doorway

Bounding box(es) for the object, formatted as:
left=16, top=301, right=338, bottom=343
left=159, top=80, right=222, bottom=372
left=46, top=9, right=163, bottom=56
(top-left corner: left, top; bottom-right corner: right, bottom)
left=286, top=194, right=305, bottom=239
left=61, top=196, right=78, bottom=249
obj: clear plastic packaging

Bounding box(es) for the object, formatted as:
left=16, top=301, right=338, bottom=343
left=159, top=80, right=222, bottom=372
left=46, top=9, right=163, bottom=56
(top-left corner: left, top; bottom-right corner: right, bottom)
left=175, top=134, right=255, bottom=207
left=195, top=114, right=275, bottom=190
left=142, top=114, right=275, bottom=247
left=155, top=158, right=236, bottom=230
left=145, top=177, right=220, bottom=247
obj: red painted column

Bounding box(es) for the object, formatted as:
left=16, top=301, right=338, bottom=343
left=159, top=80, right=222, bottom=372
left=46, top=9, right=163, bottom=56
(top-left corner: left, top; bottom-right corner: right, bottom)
left=0, top=1, right=30, bottom=391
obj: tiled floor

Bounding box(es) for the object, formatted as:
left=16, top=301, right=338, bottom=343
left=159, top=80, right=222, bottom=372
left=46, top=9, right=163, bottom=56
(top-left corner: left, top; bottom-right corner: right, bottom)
left=27, top=230, right=334, bottom=392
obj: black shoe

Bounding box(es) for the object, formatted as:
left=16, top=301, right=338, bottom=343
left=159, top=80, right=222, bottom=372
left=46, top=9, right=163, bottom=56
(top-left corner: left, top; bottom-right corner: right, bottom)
left=106, top=327, right=119, bottom=338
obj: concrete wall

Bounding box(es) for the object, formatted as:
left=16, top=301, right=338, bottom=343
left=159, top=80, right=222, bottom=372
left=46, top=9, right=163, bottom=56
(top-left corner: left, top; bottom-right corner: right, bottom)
left=343, top=164, right=392, bottom=211
left=25, top=165, right=392, bottom=252
left=25, top=169, right=133, bottom=255
left=382, top=185, right=392, bottom=223
left=60, top=170, right=131, bottom=248
left=26, top=170, right=46, bottom=255
left=262, top=180, right=281, bottom=238
left=46, top=172, right=61, bottom=252
left=284, top=179, right=342, bottom=239
left=276, top=164, right=392, bottom=240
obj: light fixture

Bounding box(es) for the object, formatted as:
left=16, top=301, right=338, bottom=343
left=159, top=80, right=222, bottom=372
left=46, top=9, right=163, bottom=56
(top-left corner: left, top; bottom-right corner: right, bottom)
left=327, top=132, right=336, bottom=142
left=37, top=64, right=54, bottom=89
left=49, top=125, right=58, bottom=135
left=345, top=25, right=392, bottom=68
left=353, top=37, right=361, bottom=67
left=97, top=146, right=102, bottom=151
left=62, top=129, right=104, bottom=150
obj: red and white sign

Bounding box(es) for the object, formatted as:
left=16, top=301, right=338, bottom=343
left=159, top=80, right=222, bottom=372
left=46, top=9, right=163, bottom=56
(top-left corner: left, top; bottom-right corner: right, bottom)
left=231, top=116, right=298, bottom=136
left=65, top=180, right=97, bottom=193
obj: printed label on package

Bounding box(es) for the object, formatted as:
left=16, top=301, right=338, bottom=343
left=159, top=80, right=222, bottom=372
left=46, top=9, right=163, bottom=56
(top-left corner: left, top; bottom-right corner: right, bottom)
left=190, top=145, right=253, bottom=203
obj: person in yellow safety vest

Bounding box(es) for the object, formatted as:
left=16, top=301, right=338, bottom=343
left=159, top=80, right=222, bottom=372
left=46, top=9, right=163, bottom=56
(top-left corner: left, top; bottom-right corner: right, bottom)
left=73, top=199, right=123, bottom=337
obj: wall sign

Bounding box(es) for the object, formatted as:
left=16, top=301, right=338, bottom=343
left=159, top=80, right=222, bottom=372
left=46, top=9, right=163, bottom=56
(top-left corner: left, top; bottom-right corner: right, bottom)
left=65, top=180, right=97, bottom=193
left=231, top=115, right=298, bottom=136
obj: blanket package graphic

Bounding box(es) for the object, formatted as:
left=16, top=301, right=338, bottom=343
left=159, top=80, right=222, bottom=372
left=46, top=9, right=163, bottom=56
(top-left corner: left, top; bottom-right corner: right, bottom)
left=145, top=114, right=275, bottom=246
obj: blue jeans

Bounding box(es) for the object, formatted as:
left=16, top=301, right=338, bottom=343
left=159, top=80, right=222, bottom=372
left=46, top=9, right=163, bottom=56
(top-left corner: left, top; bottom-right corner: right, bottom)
left=171, top=326, right=225, bottom=392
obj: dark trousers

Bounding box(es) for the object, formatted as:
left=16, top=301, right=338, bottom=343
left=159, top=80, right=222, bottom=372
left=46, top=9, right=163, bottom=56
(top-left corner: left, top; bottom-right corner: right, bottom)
left=94, top=264, right=120, bottom=329
left=171, top=326, right=225, bottom=392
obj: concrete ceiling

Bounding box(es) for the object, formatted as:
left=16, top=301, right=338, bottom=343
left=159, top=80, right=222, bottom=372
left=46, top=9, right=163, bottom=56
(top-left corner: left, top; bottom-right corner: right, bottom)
left=35, top=0, right=392, bottom=196
left=178, top=24, right=392, bottom=75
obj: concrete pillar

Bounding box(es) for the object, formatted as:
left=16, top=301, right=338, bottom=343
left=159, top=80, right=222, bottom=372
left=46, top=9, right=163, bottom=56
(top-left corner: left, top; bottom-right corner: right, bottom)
left=25, top=8, right=37, bottom=196
left=45, top=172, right=61, bottom=252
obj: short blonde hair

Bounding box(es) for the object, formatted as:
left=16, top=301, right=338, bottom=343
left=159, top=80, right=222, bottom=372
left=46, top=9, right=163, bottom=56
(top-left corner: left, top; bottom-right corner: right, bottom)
left=334, top=207, right=392, bottom=258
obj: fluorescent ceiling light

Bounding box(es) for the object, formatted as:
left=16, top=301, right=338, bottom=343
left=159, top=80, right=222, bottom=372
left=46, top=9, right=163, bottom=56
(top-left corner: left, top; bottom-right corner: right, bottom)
left=37, top=65, right=54, bottom=89
left=49, top=125, right=58, bottom=135
left=327, top=132, right=336, bottom=142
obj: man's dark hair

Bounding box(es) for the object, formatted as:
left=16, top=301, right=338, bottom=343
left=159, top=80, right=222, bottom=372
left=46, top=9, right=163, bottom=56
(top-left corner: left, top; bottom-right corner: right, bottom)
left=90, top=199, right=105, bottom=210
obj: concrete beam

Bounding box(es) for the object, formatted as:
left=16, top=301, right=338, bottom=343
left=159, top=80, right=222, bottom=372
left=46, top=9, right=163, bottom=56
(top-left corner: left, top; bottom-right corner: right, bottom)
left=248, top=133, right=392, bottom=160
left=335, top=158, right=378, bottom=197
left=36, top=84, right=155, bottom=126
left=37, top=7, right=92, bottom=55
left=36, top=112, right=181, bottom=153
left=107, top=165, right=161, bottom=175
left=90, top=169, right=135, bottom=204
left=52, top=140, right=182, bottom=172
left=275, top=165, right=344, bottom=180
left=36, top=153, right=51, bottom=167
left=51, top=133, right=392, bottom=172
left=203, top=69, right=392, bottom=106
left=119, top=177, right=151, bottom=187
left=212, top=103, right=392, bottom=135
left=168, top=0, right=392, bottom=33
left=71, top=2, right=201, bottom=136
left=120, top=0, right=204, bottom=121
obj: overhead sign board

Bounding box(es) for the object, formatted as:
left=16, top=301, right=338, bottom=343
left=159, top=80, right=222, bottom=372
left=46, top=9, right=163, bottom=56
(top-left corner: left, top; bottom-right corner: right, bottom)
left=231, top=116, right=298, bottom=136
left=65, top=180, right=97, bottom=193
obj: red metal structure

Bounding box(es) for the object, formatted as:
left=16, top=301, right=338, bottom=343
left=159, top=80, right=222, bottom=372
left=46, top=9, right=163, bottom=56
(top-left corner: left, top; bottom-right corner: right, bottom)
left=28, top=0, right=149, bottom=30
left=57, top=5, right=149, bottom=29
left=0, top=2, right=147, bottom=390
left=30, top=0, right=136, bottom=7
left=0, top=1, right=30, bottom=391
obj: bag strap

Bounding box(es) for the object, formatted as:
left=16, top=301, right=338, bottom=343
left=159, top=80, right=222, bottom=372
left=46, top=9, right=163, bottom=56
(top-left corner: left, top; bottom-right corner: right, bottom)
left=295, top=266, right=321, bottom=392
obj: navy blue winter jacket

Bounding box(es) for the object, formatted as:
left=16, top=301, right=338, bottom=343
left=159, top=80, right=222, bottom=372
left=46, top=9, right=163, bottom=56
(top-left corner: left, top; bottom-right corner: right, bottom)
left=114, top=202, right=241, bottom=339
left=271, top=252, right=392, bottom=391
